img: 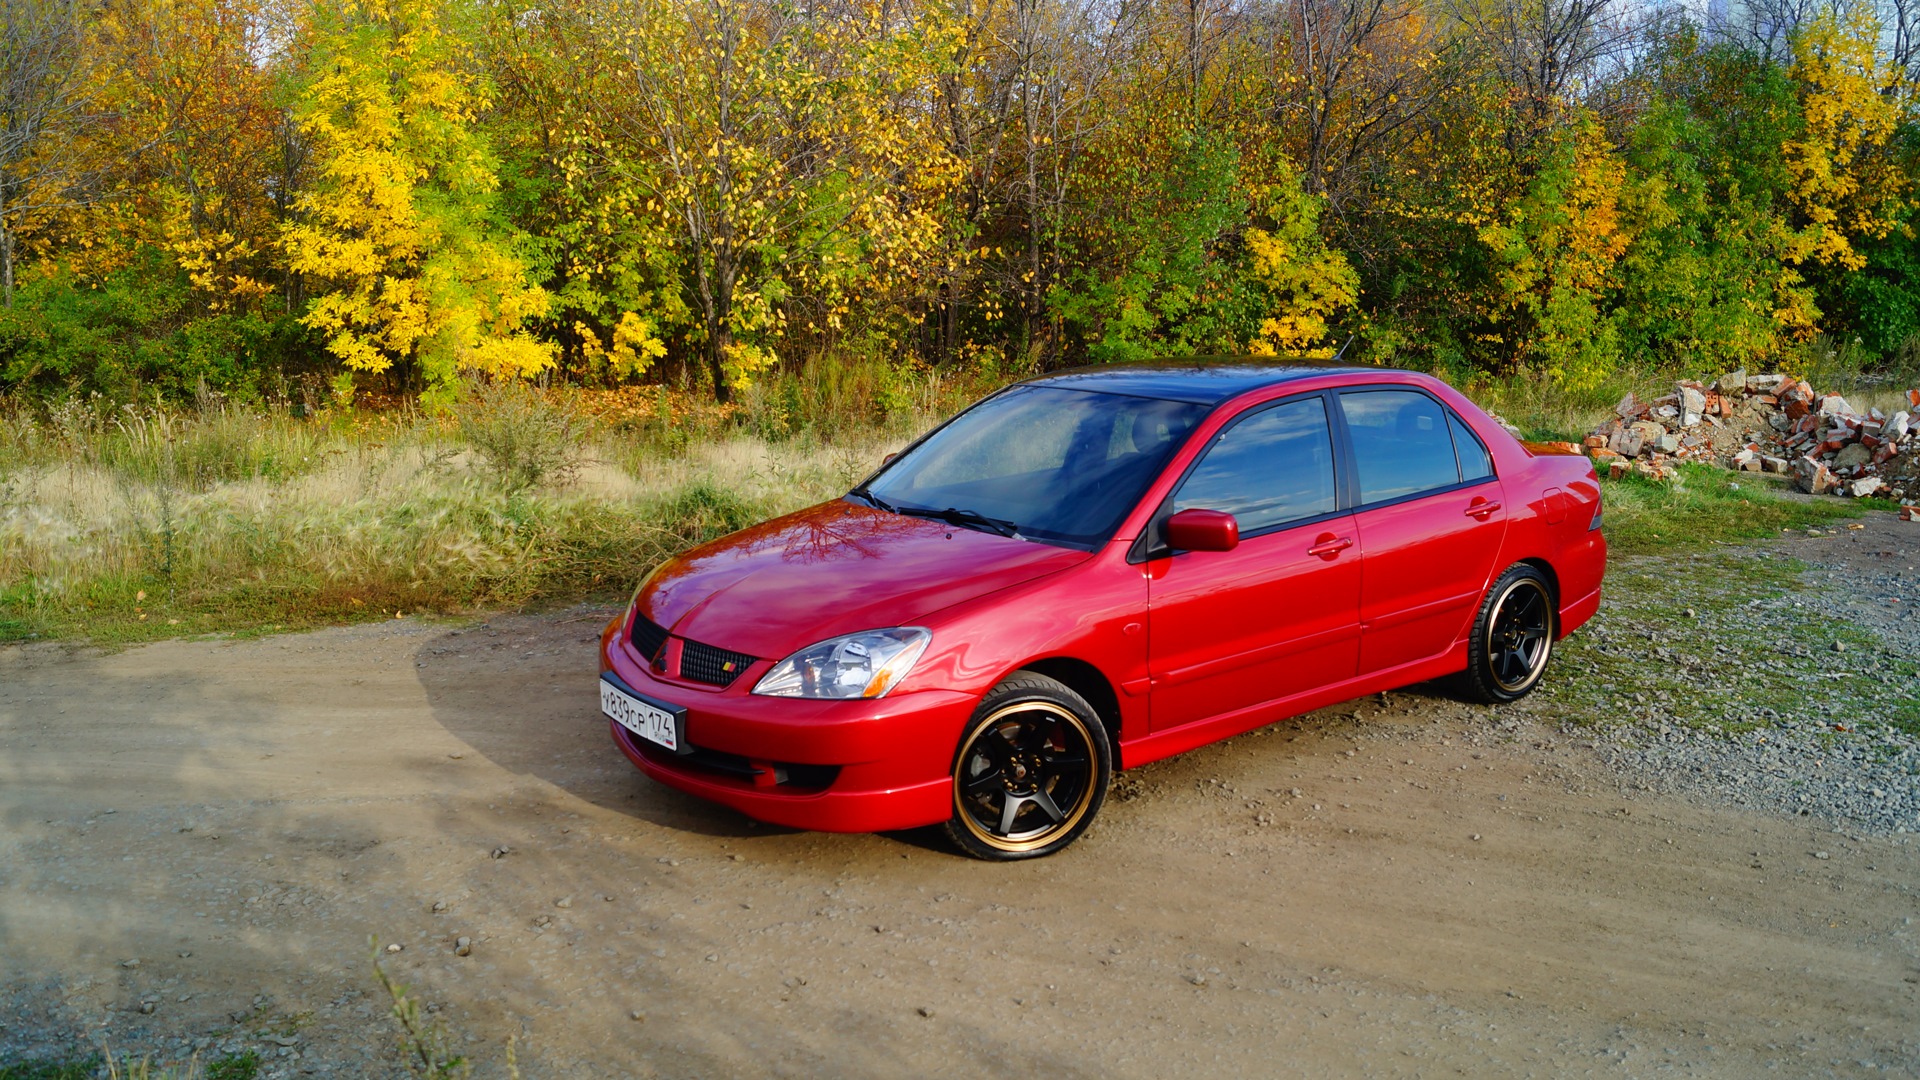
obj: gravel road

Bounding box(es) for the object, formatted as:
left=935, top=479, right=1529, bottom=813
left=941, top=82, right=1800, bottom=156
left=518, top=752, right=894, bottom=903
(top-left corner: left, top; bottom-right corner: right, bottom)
left=1, top=514, right=1916, bottom=1078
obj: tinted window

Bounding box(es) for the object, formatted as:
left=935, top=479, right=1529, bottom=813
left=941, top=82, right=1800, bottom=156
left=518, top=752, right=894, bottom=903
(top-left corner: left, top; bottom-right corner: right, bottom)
left=1172, top=397, right=1337, bottom=532
left=1449, top=411, right=1494, bottom=481
left=867, top=386, right=1205, bottom=549
left=1340, top=390, right=1462, bottom=503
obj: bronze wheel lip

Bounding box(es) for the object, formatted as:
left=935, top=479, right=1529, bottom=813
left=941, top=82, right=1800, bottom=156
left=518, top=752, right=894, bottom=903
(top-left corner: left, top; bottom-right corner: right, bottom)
left=953, top=701, right=1099, bottom=854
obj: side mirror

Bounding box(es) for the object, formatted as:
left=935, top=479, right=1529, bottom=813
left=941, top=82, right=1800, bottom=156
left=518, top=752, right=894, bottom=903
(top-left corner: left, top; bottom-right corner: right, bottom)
left=883, top=452, right=899, bottom=465
left=1166, top=508, right=1239, bottom=553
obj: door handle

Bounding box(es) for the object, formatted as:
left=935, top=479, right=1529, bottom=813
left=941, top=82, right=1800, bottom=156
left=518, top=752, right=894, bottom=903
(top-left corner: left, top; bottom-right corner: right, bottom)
left=1307, top=535, right=1353, bottom=559
left=1465, top=500, right=1502, bottom=519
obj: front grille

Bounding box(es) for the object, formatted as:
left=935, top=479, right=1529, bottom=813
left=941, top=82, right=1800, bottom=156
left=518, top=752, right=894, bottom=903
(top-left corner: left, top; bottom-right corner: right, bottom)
left=631, top=613, right=669, bottom=664
left=680, top=639, right=758, bottom=688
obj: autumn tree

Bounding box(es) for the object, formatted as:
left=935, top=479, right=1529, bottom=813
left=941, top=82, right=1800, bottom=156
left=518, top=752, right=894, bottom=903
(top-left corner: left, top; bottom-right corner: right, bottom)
left=283, top=0, right=554, bottom=400
left=1784, top=4, right=1908, bottom=272
left=91, top=0, right=288, bottom=315
left=0, top=0, right=109, bottom=306
left=567, top=0, right=963, bottom=402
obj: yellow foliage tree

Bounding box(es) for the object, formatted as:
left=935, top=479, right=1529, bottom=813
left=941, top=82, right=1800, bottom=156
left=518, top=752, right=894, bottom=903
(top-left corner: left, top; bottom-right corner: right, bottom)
left=1243, top=172, right=1360, bottom=357
left=584, top=0, right=964, bottom=401
left=1785, top=6, right=1908, bottom=271
left=90, top=0, right=284, bottom=314
left=282, top=0, right=553, bottom=398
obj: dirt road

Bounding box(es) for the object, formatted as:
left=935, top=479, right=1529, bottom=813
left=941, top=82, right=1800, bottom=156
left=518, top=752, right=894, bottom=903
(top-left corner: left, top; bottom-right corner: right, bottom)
left=2, top=590, right=1917, bottom=1076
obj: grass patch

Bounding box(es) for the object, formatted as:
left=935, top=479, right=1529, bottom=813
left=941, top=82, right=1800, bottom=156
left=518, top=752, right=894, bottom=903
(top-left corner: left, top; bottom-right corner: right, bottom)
left=1597, top=464, right=1875, bottom=556
left=1526, top=548, right=1920, bottom=738
left=0, top=1060, right=98, bottom=1080
left=0, top=1051, right=258, bottom=1080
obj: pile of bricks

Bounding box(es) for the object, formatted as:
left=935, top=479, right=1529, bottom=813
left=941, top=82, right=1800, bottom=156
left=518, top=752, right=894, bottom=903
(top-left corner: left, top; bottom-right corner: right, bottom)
left=1584, top=371, right=1919, bottom=505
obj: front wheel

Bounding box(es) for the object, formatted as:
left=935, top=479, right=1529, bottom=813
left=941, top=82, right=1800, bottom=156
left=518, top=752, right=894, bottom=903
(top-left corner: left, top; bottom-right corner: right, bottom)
left=1462, top=564, right=1557, bottom=703
left=943, top=672, right=1111, bottom=860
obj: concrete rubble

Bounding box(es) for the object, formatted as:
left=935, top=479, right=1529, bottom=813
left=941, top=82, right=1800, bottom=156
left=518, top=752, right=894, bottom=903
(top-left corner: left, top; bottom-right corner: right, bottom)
left=1584, top=372, right=1920, bottom=514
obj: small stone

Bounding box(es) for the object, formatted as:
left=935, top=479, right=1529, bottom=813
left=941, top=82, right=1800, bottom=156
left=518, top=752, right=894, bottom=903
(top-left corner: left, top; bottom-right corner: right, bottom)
left=630, top=1011, right=645, bottom=1022
left=1832, top=641, right=1846, bottom=653
left=1471, top=834, right=1482, bottom=841
left=489, top=846, right=511, bottom=859
left=431, top=900, right=447, bottom=913
left=454, top=936, right=472, bottom=957
left=917, top=1006, right=934, bottom=1018
left=386, top=943, right=403, bottom=953
left=1814, top=851, right=1831, bottom=860
left=1183, top=973, right=1207, bottom=986
left=139, top=1001, right=157, bottom=1015
left=555, top=896, right=573, bottom=909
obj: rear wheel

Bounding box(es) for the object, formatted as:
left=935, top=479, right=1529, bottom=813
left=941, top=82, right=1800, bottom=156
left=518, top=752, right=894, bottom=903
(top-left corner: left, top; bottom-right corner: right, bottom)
left=943, top=673, right=1111, bottom=860
left=1462, top=564, right=1556, bottom=703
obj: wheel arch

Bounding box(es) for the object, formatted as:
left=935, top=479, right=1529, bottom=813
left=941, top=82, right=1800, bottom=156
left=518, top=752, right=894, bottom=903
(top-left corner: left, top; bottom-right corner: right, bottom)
left=1008, top=656, right=1124, bottom=763
left=1516, top=556, right=1561, bottom=608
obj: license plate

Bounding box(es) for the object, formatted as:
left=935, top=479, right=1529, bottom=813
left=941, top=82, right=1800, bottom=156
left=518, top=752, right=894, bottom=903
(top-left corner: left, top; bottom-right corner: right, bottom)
left=601, top=678, right=683, bottom=752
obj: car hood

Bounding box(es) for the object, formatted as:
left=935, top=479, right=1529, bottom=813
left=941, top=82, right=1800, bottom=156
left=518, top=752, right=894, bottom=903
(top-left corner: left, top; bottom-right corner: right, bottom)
left=637, top=500, right=1092, bottom=660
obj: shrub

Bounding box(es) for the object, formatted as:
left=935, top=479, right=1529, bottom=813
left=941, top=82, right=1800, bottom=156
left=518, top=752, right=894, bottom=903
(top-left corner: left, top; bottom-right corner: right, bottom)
left=452, top=380, right=587, bottom=492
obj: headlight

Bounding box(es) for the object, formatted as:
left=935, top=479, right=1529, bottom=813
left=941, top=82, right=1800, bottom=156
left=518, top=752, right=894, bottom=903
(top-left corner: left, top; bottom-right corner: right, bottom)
left=752, top=628, right=931, bottom=699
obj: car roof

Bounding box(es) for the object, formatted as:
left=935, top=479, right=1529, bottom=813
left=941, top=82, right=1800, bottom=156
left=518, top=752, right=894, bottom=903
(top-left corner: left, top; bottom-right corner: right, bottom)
left=1017, top=357, right=1392, bottom=405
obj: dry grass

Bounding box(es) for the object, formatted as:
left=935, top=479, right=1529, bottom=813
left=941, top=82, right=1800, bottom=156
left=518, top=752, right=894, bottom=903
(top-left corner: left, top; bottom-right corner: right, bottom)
left=0, top=385, right=928, bottom=644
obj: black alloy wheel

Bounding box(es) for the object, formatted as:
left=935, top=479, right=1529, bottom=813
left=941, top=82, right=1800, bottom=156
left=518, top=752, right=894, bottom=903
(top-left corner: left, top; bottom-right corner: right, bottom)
left=944, top=672, right=1111, bottom=860
left=1462, top=564, right=1557, bottom=703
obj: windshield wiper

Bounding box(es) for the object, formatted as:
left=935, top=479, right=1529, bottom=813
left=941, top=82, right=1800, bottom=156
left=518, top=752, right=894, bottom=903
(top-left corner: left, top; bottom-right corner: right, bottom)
left=847, top=486, right=897, bottom=513
left=898, top=505, right=1022, bottom=539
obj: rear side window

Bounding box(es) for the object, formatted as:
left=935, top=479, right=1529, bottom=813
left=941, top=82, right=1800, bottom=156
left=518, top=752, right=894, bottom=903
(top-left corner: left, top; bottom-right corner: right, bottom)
left=1172, top=397, right=1337, bottom=532
left=1449, top=412, right=1494, bottom=481
left=1339, top=390, right=1461, bottom=503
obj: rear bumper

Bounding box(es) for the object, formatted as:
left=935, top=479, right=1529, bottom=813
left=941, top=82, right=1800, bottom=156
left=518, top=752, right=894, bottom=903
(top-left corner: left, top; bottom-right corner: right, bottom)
left=1559, top=584, right=1601, bottom=638
left=599, top=614, right=970, bottom=833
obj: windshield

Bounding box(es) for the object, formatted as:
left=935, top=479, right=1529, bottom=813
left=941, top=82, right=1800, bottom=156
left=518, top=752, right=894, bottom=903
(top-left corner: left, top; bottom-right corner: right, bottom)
left=857, top=385, right=1206, bottom=549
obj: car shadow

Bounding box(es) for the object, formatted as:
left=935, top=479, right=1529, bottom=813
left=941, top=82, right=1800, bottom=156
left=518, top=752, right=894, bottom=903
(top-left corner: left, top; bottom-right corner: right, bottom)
left=412, top=609, right=820, bottom=842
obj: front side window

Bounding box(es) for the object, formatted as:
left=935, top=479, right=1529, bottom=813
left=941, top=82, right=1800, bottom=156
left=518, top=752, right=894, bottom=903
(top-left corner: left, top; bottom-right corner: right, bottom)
left=1172, top=396, right=1337, bottom=533
left=1339, top=390, right=1464, bottom=504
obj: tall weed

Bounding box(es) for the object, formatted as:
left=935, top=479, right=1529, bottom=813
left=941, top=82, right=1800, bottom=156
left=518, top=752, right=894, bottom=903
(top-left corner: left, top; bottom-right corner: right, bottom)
left=453, top=380, right=587, bottom=492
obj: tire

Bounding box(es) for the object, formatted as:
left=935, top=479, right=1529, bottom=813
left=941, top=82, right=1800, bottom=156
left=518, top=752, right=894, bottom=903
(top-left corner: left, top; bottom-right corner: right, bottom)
left=1461, top=564, right=1557, bottom=704
left=942, top=672, right=1112, bottom=860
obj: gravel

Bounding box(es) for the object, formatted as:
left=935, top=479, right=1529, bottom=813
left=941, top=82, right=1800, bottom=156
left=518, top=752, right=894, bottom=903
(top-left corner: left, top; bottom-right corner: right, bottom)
left=1520, top=513, right=1920, bottom=837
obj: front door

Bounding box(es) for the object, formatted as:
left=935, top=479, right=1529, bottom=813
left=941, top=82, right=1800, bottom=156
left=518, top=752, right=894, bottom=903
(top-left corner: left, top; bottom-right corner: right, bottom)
left=1146, top=395, right=1362, bottom=731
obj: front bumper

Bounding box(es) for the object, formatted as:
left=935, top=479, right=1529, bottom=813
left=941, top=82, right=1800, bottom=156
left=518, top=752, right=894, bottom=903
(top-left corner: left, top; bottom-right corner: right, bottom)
left=599, top=614, right=972, bottom=833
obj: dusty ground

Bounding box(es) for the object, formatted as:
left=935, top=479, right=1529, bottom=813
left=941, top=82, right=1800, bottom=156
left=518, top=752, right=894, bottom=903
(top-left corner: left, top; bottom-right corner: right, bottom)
left=2, top=527, right=1918, bottom=1078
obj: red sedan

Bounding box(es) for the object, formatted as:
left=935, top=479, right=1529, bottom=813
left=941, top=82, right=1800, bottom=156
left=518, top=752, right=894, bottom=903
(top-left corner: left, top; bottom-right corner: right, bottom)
left=599, top=363, right=1605, bottom=859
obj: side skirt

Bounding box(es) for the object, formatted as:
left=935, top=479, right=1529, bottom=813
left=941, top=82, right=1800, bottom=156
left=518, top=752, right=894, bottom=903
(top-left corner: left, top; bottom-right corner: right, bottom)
left=1117, top=646, right=1469, bottom=771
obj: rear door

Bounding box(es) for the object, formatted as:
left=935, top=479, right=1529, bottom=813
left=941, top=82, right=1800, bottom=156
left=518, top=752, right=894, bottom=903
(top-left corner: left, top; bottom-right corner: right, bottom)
left=1336, top=389, right=1506, bottom=675
left=1145, top=394, right=1362, bottom=731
